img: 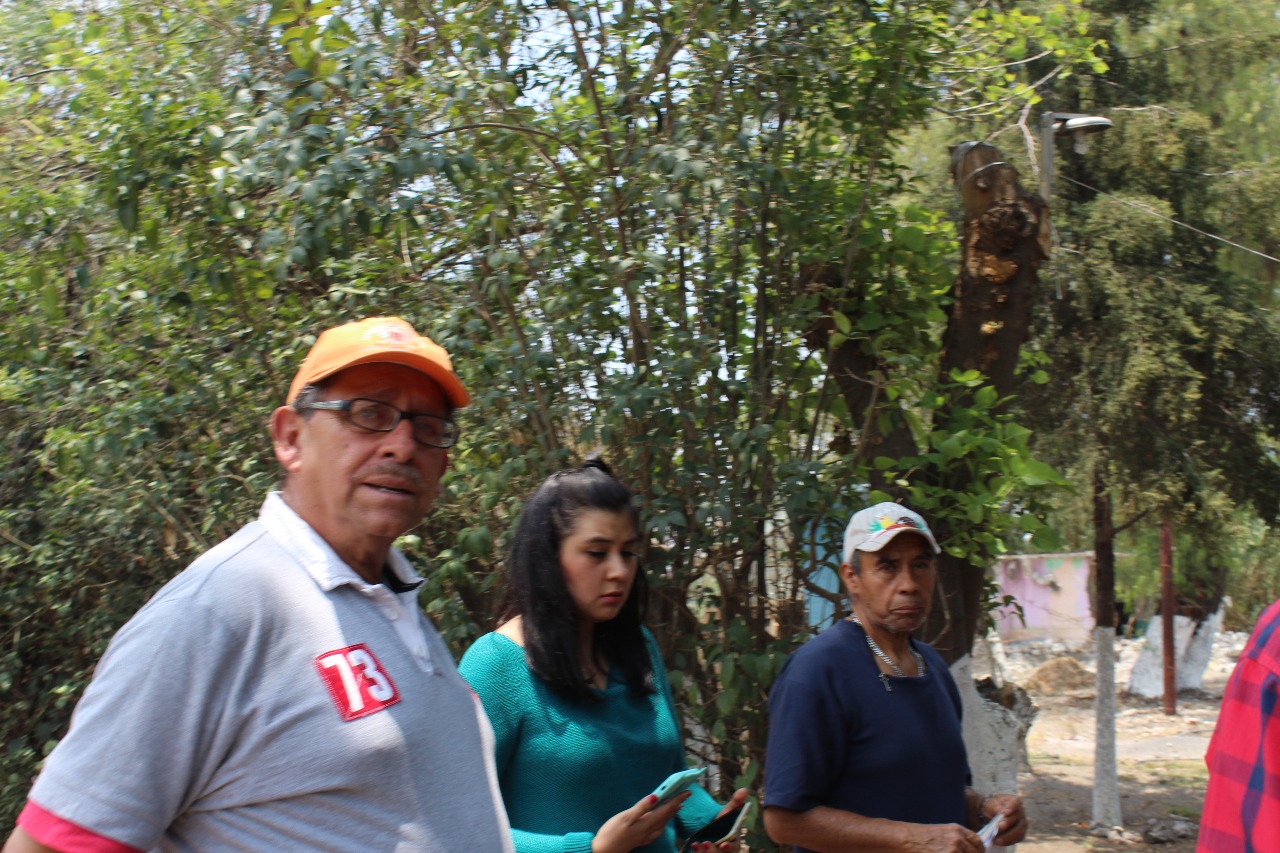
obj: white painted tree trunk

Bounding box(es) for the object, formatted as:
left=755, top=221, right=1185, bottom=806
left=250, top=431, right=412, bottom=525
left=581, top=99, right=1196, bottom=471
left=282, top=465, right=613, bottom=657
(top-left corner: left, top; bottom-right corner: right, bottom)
left=1128, top=610, right=1221, bottom=696
left=953, top=654, right=1020, bottom=851
left=1091, top=626, right=1122, bottom=829
left=954, top=656, right=1019, bottom=793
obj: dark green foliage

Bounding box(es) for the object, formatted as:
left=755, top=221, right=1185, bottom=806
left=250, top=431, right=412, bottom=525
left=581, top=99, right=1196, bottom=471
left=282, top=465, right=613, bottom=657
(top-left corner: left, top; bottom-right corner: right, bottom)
left=1020, top=0, right=1280, bottom=625
left=0, top=0, right=1106, bottom=842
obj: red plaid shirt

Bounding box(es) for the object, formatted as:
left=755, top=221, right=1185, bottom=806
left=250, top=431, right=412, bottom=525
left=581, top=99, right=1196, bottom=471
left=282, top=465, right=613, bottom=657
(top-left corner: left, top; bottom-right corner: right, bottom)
left=1199, top=599, right=1280, bottom=852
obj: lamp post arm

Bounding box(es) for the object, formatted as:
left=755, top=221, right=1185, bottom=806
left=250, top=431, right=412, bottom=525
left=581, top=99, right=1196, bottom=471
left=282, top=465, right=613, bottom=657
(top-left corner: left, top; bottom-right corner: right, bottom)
left=1040, top=110, right=1056, bottom=202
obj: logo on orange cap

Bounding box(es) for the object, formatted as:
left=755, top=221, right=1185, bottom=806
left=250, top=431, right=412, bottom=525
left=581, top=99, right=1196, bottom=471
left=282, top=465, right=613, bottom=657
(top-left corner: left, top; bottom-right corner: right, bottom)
left=287, top=317, right=469, bottom=408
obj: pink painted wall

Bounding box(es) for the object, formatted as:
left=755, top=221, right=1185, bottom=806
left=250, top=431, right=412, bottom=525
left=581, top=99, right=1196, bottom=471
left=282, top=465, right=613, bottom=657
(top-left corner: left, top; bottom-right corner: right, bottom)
left=991, top=553, right=1094, bottom=642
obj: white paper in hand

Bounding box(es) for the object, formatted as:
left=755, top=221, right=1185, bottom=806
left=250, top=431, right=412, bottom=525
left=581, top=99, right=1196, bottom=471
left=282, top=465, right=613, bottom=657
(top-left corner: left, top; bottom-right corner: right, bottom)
left=977, top=813, right=1002, bottom=850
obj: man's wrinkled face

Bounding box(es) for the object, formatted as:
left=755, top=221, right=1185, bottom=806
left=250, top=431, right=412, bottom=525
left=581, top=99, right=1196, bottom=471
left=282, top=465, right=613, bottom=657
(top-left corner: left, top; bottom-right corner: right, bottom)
left=843, top=532, right=936, bottom=634
left=273, top=363, right=450, bottom=568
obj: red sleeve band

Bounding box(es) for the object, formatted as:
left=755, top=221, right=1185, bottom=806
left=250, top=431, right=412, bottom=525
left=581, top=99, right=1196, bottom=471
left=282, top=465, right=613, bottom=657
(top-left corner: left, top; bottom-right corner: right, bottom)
left=17, top=801, right=144, bottom=853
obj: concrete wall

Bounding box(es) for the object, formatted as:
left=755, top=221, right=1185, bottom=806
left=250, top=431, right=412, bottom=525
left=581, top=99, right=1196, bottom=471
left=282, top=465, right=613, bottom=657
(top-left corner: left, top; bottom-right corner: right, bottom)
left=992, top=553, right=1094, bottom=643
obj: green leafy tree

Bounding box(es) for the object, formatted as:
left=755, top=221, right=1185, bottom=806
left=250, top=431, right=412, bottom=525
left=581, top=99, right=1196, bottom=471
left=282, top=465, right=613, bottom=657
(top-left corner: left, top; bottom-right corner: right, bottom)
left=1013, top=0, right=1280, bottom=828
left=1, top=0, right=1104, bottom=842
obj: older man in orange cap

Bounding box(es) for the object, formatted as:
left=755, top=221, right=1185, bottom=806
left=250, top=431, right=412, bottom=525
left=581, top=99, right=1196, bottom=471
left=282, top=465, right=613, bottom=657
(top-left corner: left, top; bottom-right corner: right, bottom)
left=5, top=318, right=514, bottom=853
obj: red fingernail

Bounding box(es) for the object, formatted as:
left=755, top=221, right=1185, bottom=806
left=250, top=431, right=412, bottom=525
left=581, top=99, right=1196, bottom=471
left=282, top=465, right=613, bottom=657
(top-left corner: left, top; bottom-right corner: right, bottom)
left=647, top=795, right=657, bottom=805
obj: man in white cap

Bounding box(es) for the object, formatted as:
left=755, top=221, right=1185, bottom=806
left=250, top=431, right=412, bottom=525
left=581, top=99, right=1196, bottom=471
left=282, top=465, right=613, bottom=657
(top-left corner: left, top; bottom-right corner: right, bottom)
left=5, top=317, right=514, bottom=853
left=763, top=502, right=1027, bottom=853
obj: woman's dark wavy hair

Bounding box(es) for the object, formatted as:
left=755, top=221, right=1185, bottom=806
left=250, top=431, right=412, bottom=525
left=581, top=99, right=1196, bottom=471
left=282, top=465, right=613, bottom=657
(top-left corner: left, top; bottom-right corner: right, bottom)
left=500, top=455, right=652, bottom=703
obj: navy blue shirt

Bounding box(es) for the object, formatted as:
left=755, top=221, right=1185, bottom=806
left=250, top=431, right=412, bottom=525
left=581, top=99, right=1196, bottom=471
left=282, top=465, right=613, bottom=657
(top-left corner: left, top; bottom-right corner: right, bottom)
left=764, top=619, right=971, bottom=851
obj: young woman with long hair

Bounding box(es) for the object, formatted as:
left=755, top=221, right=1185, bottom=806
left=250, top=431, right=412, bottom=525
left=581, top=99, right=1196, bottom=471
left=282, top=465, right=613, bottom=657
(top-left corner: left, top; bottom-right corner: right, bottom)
left=460, top=457, right=748, bottom=853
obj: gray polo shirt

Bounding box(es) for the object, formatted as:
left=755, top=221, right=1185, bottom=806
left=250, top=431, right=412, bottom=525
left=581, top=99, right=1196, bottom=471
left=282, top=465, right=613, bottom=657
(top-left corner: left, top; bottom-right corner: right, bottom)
left=28, top=494, right=513, bottom=852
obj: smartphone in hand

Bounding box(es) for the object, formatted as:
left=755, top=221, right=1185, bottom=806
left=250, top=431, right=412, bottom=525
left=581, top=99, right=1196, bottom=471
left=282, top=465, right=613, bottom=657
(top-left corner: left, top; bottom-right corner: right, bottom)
left=681, top=801, right=753, bottom=851
left=650, top=767, right=708, bottom=805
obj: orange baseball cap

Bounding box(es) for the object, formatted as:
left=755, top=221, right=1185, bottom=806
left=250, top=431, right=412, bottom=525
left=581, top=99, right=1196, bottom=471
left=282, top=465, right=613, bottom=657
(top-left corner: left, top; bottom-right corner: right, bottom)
left=287, top=317, right=469, bottom=408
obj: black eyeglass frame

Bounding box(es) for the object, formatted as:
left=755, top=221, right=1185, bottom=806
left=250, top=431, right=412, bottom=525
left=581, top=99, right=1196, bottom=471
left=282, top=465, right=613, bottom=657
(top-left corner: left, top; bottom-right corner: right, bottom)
left=300, top=398, right=459, bottom=449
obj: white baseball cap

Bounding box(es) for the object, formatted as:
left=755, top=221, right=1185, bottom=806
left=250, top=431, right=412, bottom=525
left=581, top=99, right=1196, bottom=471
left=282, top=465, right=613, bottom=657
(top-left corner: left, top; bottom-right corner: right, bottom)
left=842, top=502, right=941, bottom=564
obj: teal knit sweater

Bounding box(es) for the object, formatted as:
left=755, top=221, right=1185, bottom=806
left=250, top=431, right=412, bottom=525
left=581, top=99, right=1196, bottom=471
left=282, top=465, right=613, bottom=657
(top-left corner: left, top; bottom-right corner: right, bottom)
left=459, top=630, right=722, bottom=853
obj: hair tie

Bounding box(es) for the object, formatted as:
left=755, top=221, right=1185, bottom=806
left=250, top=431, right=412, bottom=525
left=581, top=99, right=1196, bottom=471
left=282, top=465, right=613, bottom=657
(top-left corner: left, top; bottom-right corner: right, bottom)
left=581, top=453, right=614, bottom=477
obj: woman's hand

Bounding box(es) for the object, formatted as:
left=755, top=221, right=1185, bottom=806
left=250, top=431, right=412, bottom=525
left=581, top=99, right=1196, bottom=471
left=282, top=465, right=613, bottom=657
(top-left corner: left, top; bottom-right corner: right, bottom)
left=688, top=788, right=750, bottom=853
left=592, top=792, right=690, bottom=853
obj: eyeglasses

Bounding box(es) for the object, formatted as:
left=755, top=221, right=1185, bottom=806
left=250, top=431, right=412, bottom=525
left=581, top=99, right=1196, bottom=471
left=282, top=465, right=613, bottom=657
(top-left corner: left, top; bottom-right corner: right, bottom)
left=301, top=398, right=459, bottom=448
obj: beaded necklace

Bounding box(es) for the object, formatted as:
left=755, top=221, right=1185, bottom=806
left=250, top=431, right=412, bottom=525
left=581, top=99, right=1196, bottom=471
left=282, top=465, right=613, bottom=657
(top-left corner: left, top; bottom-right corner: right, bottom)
left=848, top=613, right=925, bottom=692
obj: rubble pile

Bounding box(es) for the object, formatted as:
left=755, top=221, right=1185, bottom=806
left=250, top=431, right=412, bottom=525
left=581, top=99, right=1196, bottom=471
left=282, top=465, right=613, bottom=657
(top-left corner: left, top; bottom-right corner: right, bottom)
left=1023, top=657, right=1095, bottom=696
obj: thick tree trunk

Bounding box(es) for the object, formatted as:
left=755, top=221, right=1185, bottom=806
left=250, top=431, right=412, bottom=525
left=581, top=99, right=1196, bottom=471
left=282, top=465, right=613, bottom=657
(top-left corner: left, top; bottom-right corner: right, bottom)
left=940, top=143, right=1050, bottom=401
left=1128, top=610, right=1223, bottom=696
left=922, top=143, right=1050, bottom=662
left=816, top=141, right=1049, bottom=663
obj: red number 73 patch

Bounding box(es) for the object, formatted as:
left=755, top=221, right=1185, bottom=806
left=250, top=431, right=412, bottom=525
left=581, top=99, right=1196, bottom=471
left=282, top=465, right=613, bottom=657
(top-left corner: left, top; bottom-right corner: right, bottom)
left=315, top=644, right=401, bottom=721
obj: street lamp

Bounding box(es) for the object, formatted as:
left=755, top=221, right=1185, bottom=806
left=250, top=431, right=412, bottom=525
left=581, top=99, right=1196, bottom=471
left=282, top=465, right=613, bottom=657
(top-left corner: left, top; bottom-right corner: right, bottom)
left=1040, top=111, right=1114, bottom=201
left=1036, top=108, right=1125, bottom=834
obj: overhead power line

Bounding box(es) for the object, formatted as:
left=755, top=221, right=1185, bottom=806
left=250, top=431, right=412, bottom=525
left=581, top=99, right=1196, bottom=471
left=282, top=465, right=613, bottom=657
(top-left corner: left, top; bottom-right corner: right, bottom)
left=1060, top=175, right=1280, bottom=265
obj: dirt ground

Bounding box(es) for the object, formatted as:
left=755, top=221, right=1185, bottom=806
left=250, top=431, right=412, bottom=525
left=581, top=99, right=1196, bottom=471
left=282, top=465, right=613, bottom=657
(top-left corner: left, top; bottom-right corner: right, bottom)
left=1017, top=690, right=1215, bottom=851
left=1000, top=632, right=1243, bottom=852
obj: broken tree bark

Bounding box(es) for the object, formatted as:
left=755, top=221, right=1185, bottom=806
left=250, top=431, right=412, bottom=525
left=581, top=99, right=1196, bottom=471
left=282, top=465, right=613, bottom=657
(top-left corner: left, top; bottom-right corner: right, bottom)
left=922, top=142, right=1051, bottom=661
left=811, top=140, right=1051, bottom=663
